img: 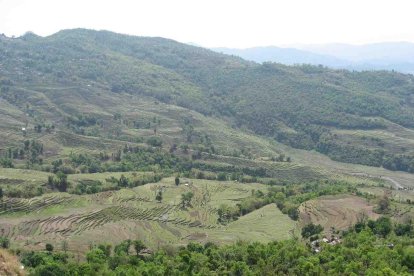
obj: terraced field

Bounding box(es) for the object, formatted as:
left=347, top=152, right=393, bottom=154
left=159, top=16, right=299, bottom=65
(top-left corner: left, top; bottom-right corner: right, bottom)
left=0, top=177, right=296, bottom=254
left=298, top=195, right=380, bottom=232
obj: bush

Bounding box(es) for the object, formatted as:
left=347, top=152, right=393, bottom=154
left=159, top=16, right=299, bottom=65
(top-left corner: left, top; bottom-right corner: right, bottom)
left=0, top=237, right=10, bottom=248
left=45, top=243, right=54, bottom=252
left=301, top=223, right=323, bottom=238
left=146, top=137, right=163, bottom=147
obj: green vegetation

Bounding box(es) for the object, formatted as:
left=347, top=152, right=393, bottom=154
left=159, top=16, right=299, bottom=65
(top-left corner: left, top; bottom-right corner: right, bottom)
left=2, top=29, right=414, bottom=274
left=301, top=223, right=324, bottom=238
left=11, top=219, right=414, bottom=275
left=1, top=29, right=414, bottom=172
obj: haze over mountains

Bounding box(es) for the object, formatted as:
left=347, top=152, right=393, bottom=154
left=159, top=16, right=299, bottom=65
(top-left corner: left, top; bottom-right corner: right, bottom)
left=213, top=42, right=414, bottom=73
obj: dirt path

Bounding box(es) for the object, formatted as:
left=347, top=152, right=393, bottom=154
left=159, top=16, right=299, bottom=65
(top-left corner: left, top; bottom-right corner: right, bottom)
left=349, top=172, right=404, bottom=189
left=382, top=176, right=404, bottom=189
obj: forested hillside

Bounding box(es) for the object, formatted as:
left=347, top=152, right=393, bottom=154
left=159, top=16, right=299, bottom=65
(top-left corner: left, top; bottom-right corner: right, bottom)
left=1, top=29, right=414, bottom=172
left=2, top=29, right=414, bottom=275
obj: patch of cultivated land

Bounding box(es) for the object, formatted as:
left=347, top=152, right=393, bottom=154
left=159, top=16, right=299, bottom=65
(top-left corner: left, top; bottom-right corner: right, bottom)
left=281, top=142, right=414, bottom=188
left=358, top=186, right=414, bottom=203
left=299, top=195, right=380, bottom=232
left=0, top=177, right=295, bottom=254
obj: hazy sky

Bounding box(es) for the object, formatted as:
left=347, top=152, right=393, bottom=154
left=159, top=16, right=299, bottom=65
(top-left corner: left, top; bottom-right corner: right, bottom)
left=0, top=0, right=413, bottom=48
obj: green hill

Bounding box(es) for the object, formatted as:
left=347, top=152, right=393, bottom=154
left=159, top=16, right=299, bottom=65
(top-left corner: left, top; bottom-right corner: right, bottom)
left=2, top=29, right=414, bottom=261
left=1, top=29, right=414, bottom=173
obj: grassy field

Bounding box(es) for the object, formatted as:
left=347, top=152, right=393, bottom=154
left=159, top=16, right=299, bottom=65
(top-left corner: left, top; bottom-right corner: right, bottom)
left=0, top=177, right=296, bottom=256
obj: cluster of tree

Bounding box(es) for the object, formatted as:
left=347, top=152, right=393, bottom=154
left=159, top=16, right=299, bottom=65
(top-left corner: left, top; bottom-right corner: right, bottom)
left=217, top=190, right=271, bottom=224
left=67, top=114, right=99, bottom=127
left=145, top=136, right=163, bottom=147
left=318, top=138, right=414, bottom=173
left=47, top=172, right=69, bottom=192
left=217, top=180, right=353, bottom=224
left=271, top=154, right=292, bottom=162
left=2, top=140, right=44, bottom=166
left=180, top=192, right=194, bottom=209
left=0, top=158, right=13, bottom=168
left=301, top=223, right=324, bottom=238
left=66, top=114, right=100, bottom=135
left=33, top=123, right=55, bottom=134
left=382, top=154, right=414, bottom=173
left=376, top=195, right=391, bottom=214
left=72, top=173, right=163, bottom=195
left=354, top=216, right=413, bottom=238
left=0, top=184, right=43, bottom=198
left=189, top=161, right=269, bottom=179
left=72, top=180, right=104, bottom=195
left=69, top=153, right=103, bottom=173
left=15, top=224, right=414, bottom=275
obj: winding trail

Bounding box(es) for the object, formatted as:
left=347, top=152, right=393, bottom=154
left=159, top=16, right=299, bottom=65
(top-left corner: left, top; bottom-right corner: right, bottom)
left=349, top=172, right=404, bottom=189
left=382, top=176, right=404, bottom=189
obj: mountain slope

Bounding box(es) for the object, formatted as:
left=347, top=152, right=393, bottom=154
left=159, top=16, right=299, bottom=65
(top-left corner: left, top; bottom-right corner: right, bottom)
left=1, top=29, right=414, bottom=173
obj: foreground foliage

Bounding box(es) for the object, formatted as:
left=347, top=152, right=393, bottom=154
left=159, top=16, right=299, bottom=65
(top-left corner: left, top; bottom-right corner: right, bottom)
left=15, top=220, right=414, bottom=275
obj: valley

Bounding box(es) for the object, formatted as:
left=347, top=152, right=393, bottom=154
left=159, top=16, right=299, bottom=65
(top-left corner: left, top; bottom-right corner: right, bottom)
left=0, top=29, right=414, bottom=274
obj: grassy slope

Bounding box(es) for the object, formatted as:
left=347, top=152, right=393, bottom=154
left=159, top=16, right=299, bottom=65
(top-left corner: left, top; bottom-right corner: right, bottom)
left=0, top=178, right=295, bottom=254
left=1, top=29, right=414, bottom=167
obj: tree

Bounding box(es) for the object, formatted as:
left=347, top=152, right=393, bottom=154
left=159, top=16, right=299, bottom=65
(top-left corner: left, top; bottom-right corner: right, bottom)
left=35, top=124, right=42, bottom=133
left=175, top=177, right=180, bottom=186
left=180, top=144, right=189, bottom=153
left=114, top=240, right=131, bottom=256
left=98, top=244, right=112, bottom=258
left=87, top=248, right=107, bottom=264
left=146, top=136, right=162, bottom=147
left=395, top=223, right=412, bottom=236
left=47, top=175, right=54, bottom=188
left=118, top=175, right=129, bottom=188
left=132, top=240, right=146, bottom=256
left=0, top=237, right=10, bottom=249
left=403, top=248, right=414, bottom=270
left=0, top=187, right=3, bottom=200
left=377, top=195, right=390, bottom=213
left=301, top=223, right=323, bottom=238
left=45, top=243, right=54, bottom=252
left=55, top=172, right=68, bottom=192
left=181, top=192, right=194, bottom=208
left=373, top=217, right=392, bottom=237
left=217, top=172, right=227, bottom=181
left=217, top=204, right=239, bottom=224
left=156, top=190, right=163, bottom=202
left=61, top=240, right=68, bottom=253
left=287, top=207, right=299, bottom=221
left=0, top=158, right=13, bottom=168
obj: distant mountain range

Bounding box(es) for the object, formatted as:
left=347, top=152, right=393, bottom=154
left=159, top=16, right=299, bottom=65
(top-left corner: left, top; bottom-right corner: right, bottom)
left=212, top=42, right=414, bottom=74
